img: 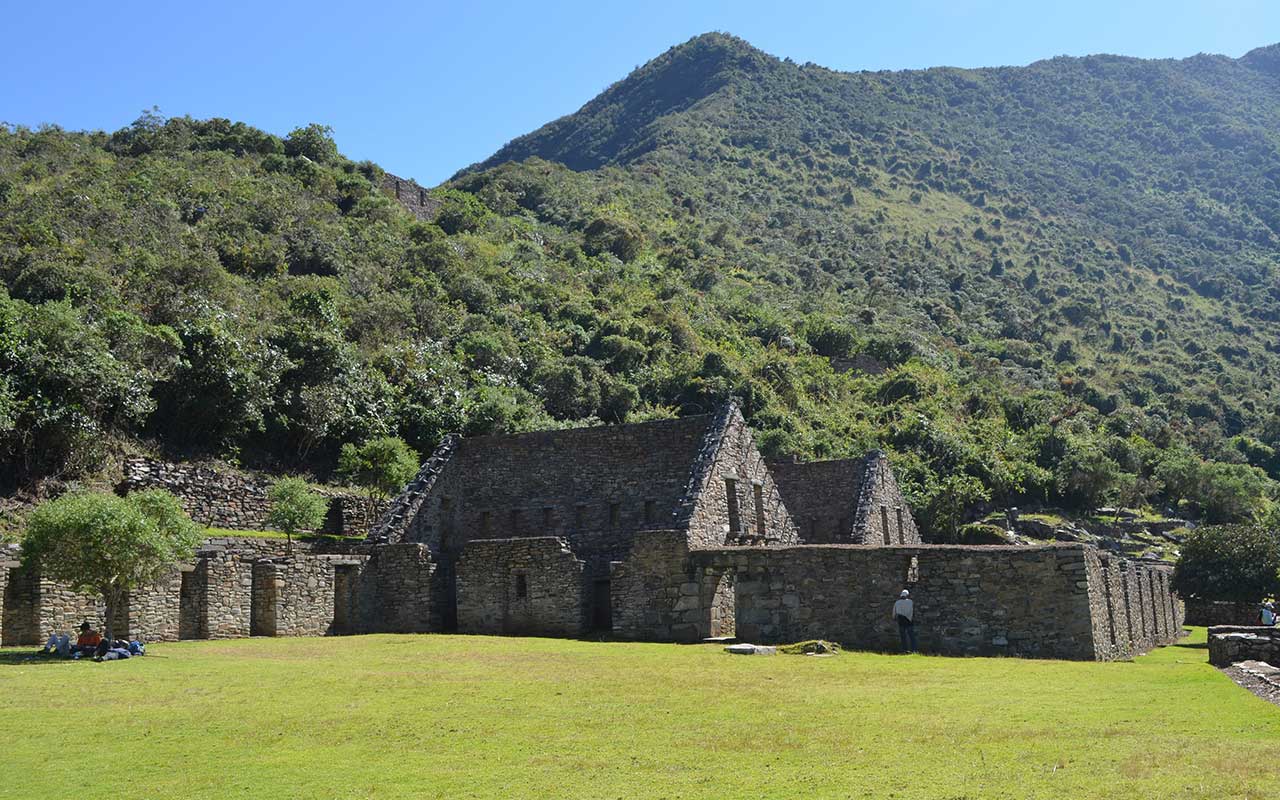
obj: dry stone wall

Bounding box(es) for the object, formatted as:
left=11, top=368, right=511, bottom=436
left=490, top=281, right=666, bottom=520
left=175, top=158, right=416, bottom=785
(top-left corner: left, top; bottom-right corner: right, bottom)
left=683, top=405, right=797, bottom=547
left=612, top=535, right=1180, bottom=660
left=381, top=173, right=441, bottom=221
left=1208, top=626, right=1280, bottom=666
left=0, top=537, right=430, bottom=644
left=120, top=458, right=385, bottom=536
left=398, top=416, right=714, bottom=576
left=456, top=537, right=588, bottom=636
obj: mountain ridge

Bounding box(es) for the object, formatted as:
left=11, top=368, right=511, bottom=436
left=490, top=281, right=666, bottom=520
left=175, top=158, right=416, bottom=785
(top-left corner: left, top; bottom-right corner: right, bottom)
left=5, top=35, right=1280, bottom=538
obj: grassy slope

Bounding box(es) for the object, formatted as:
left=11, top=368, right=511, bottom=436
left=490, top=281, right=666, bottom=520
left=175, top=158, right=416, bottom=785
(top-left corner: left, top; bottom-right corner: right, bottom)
left=0, top=629, right=1275, bottom=798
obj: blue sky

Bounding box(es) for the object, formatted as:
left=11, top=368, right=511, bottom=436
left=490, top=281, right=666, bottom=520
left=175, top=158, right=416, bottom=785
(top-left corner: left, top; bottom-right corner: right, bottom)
left=2, top=1, right=1277, bottom=185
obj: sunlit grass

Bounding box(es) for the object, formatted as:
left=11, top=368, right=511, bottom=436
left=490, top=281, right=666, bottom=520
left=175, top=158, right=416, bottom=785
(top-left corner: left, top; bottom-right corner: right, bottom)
left=0, top=628, right=1274, bottom=799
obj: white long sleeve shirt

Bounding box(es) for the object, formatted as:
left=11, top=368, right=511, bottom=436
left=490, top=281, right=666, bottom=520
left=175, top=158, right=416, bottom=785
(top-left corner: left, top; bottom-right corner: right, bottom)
left=893, top=598, right=913, bottom=622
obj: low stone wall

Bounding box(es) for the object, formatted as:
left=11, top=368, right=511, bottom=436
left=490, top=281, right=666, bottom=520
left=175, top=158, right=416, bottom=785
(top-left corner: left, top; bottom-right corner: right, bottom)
left=1186, top=599, right=1262, bottom=627
left=119, top=458, right=386, bottom=536
left=612, top=533, right=1181, bottom=660
left=0, top=537, right=418, bottom=644
left=1208, top=626, right=1280, bottom=666
left=457, top=537, right=588, bottom=636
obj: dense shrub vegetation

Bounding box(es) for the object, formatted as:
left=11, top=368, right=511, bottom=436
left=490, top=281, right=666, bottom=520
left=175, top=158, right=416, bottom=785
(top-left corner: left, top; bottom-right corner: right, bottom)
left=6, top=34, right=1280, bottom=534
left=1172, top=525, right=1280, bottom=603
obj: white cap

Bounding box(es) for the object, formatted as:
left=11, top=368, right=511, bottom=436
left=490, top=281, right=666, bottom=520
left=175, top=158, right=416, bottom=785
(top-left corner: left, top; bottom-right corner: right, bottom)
left=900, top=589, right=909, bottom=598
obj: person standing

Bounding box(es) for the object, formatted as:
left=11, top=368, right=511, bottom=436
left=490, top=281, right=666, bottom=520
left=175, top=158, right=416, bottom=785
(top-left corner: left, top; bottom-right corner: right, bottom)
left=894, top=589, right=917, bottom=653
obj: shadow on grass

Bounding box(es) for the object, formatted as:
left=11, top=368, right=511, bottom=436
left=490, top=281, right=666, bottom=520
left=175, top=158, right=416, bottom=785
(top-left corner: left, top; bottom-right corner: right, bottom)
left=1174, top=641, right=1208, bottom=651
left=0, top=651, right=88, bottom=667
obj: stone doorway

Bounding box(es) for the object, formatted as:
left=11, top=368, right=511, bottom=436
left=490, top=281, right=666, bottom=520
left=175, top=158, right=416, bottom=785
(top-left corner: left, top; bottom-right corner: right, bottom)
left=591, top=579, right=612, bottom=632
left=710, top=571, right=736, bottom=638
left=250, top=562, right=278, bottom=637
left=178, top=569, right=202, bottom=640
left=333, top=565, right=355, bottom=633
left=1, top=567, right=38, bottom=646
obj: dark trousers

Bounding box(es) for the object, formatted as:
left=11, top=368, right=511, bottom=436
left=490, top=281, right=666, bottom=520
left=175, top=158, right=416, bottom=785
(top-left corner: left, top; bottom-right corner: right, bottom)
left=898, top=618, right=918, bottom=653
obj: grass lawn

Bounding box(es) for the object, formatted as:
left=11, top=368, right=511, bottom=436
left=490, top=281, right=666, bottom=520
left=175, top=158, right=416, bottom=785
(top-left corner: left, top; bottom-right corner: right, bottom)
left=0, top=628, right=1276, bottom=799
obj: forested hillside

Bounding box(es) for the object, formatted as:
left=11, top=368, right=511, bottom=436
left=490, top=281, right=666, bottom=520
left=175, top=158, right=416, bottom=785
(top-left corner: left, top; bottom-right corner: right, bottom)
left=5, top=34, right=1280, bottom=536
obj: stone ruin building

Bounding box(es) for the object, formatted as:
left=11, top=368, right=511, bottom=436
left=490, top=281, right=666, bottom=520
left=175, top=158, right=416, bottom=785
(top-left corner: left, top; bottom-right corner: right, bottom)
left=0, top=403, right=1183, bottom=660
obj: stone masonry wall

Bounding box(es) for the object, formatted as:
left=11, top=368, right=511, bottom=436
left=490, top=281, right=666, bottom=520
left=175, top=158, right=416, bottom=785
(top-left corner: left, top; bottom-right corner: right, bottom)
left=853, top=453, right=922, bottom=545
left=768, top=458, right=868, bottom=544
left=613, top=535, right=1181, bottom=661
left=358, top=543, right=435, bottom=634
left=400, top=416, right=714, bottom=575
left=0, top=535, right=438, bottom=644
left=456, top=537, right=588, bottom=636
left=1208, top=626, right=1280, bottom=666
left=683, top=406, right=798, bottom=548
left=1186, top=599, right=1264, bottom=627
left=381, top=172, right=442, bottom=221
left=120, top=458, right=385, bottom=536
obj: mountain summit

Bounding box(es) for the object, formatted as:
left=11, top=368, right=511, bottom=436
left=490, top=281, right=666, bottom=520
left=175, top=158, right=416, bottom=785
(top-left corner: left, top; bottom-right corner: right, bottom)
left=6, top=35, right=1280, bottom=534
left=473, top=33, right=770, bottom=172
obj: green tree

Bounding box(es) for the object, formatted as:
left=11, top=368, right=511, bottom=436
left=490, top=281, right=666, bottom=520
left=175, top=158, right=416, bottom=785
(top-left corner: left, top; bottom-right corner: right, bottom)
left=20, top=491, right=202, bottom=640
left=1172, top=525, right=1280, bottom=604
left=338, top=436, right=420, bottom=498
left=267, top=477, right=328, bottom=553
left=920, top=474, right=991, bottom=543
left=284, top=123, right=338, bottom=163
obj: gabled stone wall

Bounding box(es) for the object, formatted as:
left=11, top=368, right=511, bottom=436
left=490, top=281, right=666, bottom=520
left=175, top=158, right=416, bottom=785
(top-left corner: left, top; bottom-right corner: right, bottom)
left=768, top=457, right=867, bottom=543
left=852, top=452, right=921, bottom=545
left=683, top=405, right=797, bottom=547
left=396, top=416, right=714, bottom=575
left=381, top=173, right=441, bottom=221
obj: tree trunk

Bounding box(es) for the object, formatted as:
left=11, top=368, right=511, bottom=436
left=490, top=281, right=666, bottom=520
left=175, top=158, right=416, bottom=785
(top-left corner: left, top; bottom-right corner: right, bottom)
left=286, top=530, right=293, bottom=556
left=102, top=586, right=118, bottom=643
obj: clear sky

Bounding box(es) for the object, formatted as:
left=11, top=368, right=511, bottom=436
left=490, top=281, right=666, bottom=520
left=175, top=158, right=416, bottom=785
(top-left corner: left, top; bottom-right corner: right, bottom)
left=3, top=1, right=1278, bottom=185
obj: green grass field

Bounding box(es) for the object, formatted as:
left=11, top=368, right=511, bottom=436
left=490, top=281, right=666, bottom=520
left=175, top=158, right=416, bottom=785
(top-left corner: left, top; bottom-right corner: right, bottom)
left=1, top=628, right=1276, bottom=799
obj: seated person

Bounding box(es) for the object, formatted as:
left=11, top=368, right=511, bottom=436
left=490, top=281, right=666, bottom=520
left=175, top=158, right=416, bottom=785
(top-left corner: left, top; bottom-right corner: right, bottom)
left=73, top=622, right=102, bottom=655
left=40, top=632, right=71, bottom=657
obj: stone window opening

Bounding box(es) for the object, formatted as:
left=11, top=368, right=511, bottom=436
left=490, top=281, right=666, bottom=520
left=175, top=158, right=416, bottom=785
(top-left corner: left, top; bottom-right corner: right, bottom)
left=725, top=477, right=741, bottom=535
left=837, top=517, right=849, bottom=538
left=515, top=573, right=528, bottom=599
left=752, top=481, right=766, bottom=539
left=608, top=502, right=620, bottom=527
left=906, top=555, right=919, bottom=584
left=542, top=506, right=554, bottom=530
left=880, top=505, right=891, bottom=545
left=480, top=510, right=491, bottom=535
left=643, top=499, right=655, bottom=524
left=895, top=506, right=906, bottom=544
left=574, top=504, right=586, bottom=530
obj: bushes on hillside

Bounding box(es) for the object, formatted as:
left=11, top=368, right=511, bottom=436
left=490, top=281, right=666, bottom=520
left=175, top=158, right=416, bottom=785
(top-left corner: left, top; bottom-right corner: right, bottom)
left=1172, top=525, right=1280, bottom=603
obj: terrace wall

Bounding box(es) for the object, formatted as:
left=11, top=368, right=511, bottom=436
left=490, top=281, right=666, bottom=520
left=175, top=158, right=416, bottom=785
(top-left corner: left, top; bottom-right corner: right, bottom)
left=119, top=458, right=385, bottom=536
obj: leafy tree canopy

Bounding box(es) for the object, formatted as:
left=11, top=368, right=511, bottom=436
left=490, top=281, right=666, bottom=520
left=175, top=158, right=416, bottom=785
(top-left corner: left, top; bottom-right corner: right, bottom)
left=20, top=490, right=202, bottom=638
left=1172, top=524, right=1280, bottom=603
left=267, top=476, right=329, bottom=551
left=338, top=436, right=420, bottom=499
